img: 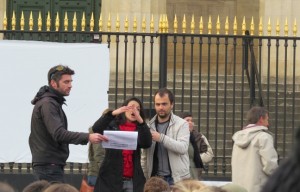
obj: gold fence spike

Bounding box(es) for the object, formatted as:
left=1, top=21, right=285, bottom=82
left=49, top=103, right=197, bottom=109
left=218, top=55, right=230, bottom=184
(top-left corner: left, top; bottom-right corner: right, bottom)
left=250, top=17, right=254, bottom=35
left=174, top=14, right=178, bottom=33
left=242, top=16, right=246, bottom=35
left=216, top=15, right=220, bottom=34
left=116, top=13, right=120, bottom=32
left=133, top=15, right=137, bottom=32
left=11, top=11, right=16, bottom=30
left=46, top=12, right=51, bottom=31
left=81, top=12, right=86, bottom=32
left=99, top=13, right=102, bottom=32
left=150, top=14, right=154, bottom=33
left=142, top=15, right=146, bottom=33
left=20, top=11, right=24, bottom=31
left=124, top=15, right=128, bottom=32
left=55, top=12, right=59, bottom=31
left=225, top=16, right=229, bottom=35
left=233, top=16, right=237, bottom=35
left=29, top=11, right=33, bottom=31
left=38, top=11, right=42, bottom=31
left=259, top=17, right=263, bottom=36
left=182, top=14, right=186, bottom=33
left=284, top=17, right=288, bottom=36
left=3, top=11, right=7, bottom=30
left=165, top=14, right=169, bottom=33
left=72, top=12, right=77, bottom=31
left=199, top=16, right=203, bottom=34
left=293, top=18, right=297, bottom=37
left=276, top=18, right=280, bottom=36
left=267, top=17, right=271, bottom=36
left=90, top=12, right=94, bottom=32
left=208, top=15, right=212, bottom=34
left=158, top=14, right=162, bottom=33
left=64, top=12, right=68, bottom=31
left=191, top=14, right=195, bottom=34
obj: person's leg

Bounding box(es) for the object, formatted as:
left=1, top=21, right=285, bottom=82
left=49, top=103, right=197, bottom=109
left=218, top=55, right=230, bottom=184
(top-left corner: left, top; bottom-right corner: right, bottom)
left=164, top=176, right=174, bottom=186
left=33, top=164, right=64, bottom=183
left=122, top=179, right=133, bottom=192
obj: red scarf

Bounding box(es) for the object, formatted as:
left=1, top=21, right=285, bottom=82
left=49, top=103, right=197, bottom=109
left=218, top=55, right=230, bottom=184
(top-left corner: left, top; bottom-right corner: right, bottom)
left=119, top=122, right=137, bottom=178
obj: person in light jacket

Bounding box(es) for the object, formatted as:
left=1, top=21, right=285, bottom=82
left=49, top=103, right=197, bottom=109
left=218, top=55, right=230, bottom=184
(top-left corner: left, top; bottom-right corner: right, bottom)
left=231, top=106, right=278, bottom=192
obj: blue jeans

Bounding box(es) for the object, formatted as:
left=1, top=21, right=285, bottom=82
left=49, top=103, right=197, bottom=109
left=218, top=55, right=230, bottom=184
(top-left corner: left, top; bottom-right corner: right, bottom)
left=163, top=175, right=174, bottom=186
left=33, top=164, right=64, bottom=183
left=87, top=175, right=97, bottom=186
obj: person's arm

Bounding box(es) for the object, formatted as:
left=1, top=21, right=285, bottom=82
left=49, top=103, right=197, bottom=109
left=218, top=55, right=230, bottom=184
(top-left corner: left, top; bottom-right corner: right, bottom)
left=92, top=110, right=115, bottom=134
left=137, top=122, right=152, bottom=148
left=200, top=135, right=214, bottom=163
left=258, top=132, right=279, bottom=176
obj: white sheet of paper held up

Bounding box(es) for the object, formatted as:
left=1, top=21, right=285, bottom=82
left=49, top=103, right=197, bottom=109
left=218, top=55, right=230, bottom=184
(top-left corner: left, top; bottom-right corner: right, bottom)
left=102, top=131, right=138, bottom=150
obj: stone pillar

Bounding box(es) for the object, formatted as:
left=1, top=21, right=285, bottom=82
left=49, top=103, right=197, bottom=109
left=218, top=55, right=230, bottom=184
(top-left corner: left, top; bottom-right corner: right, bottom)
left=259, top=0, right=300, bottom=78
left=101, top=0, right=166, bottom=76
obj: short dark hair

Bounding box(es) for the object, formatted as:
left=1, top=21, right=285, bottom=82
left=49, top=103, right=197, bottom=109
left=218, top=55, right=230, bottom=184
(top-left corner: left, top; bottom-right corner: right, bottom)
left=154, top=88, right=174, bottom=104
left=178, top=112, right=192, bottom=119
left=23, top=180, right=50, bottom=192
left=246, top=106, right=268, bottom=124
left=47, top=65, right=75, bottom=85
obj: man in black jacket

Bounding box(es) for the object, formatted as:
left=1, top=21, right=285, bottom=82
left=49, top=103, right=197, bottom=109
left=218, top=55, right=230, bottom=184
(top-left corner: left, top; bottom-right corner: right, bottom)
left=29, top=64, right=107, bottom=183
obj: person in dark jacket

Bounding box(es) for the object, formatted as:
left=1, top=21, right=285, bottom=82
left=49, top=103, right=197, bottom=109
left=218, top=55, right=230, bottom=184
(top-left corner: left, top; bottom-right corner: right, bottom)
left=29, top=64, right=107, bottom=183
left=92, top=97, right=152, bottom=192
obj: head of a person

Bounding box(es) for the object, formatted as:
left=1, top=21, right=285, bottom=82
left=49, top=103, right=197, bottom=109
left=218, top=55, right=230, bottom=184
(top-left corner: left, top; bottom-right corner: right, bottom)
left=43, top=183, right=78, bottom=192
left=179, top=112, right=194, bottom=131
left=0, top=182, right=15, bottom=192
left=171, top=179, right=206, bottom=192
left=154, top=88, right=174, bottom=121
left=246, top=106, right=269, bottom=127
left=22, top=180, right=50, bottom=192
left=143, top=176, right=171, bottom=192
left=47, top=65, right=75, bottom=96
left=116, top=97, right=145, bottom=125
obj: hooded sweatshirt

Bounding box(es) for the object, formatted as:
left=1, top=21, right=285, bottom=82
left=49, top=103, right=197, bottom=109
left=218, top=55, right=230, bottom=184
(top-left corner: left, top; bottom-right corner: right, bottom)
left=231, top=124, right=278, bottom=192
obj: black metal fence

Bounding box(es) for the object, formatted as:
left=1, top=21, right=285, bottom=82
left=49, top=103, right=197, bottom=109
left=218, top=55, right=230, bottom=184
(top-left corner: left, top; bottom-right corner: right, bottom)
left=1, top=29, right=300, bottom=187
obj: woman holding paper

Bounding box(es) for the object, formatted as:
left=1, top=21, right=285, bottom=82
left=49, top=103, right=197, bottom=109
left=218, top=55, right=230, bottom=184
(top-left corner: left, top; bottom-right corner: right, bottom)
left=92, top=97, right=152, bottom=192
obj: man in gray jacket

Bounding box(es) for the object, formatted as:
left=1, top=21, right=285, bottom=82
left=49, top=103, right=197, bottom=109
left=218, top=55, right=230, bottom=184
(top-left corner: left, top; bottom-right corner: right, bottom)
left=142, top=88, right=190, bottom=185
left=231, top=106, right=278, bottom=192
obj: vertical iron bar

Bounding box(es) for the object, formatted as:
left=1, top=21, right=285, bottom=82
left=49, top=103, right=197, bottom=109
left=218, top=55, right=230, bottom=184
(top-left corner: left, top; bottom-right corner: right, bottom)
left=283, top=39, right=288, bottom=157
left=250, top=38, right=255, bottom=107
left=198, top=37, right=203, bottom=133
left=190, top=36, right=194, bottom=113
left=124, top=35, right=128, bottom=100
left=223, top=37, right=228, bottom=176
left=275, top=39, right=279, bottom=150
left=215, top=37, right=220, bottom=176
left=232, top=37, right=237, bottom=135
left=141, top=35, right=146, bottom=103
left=292, top=39, right=296, bottom=145
left=241, top=37, right=246, bottom=129
left=267, top=39, right=271, bottom=112
left=133, top=35, right=137, bottom=96
left=181, top=36, right=186, bottom=112
left=159, top=34, right=168, bottom=88
left=115, top=35, right=120, bottom=108
left=173, top=35, right=177, bottom=102
left=149, top=36, right=154, bottom=117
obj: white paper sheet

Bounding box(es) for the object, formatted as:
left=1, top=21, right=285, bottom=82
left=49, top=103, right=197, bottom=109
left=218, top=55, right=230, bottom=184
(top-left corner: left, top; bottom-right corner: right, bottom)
left=102, top=131, right=138, bottom=150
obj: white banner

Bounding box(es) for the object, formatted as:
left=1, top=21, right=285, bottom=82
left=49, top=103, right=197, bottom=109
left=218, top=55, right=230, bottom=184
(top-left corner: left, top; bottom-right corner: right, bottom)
left=0, top=40, right=110, bottom=163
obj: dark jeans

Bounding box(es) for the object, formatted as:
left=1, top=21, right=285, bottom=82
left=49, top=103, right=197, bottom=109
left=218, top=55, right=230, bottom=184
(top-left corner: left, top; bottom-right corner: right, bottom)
left=33, top=164, right=64, bottom=183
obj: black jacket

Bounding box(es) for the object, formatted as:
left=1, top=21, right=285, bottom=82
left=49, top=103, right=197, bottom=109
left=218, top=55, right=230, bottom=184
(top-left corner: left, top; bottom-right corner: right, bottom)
left=29, top=86, right=89, bottom=165
left=92, top=111, right=152, bottom=192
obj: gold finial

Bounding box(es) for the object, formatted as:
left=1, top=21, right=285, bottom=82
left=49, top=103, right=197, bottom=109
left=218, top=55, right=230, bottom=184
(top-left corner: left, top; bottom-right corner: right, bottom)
left=158, top=14, right=162, bottom=33
left=46, top=12, right=51, bottom=31
left=199, top=16, right=203, bottom=34
left=124, top=15, right=128, bottom=32
left=133, top=15, right=137, bottom=32
left=116, top=13, right=120, bottom=32
left=90, top=12, right=94, bottom=32
left=29, top=11, right=34, bottom=31
left=72, top=12, right=77, bottom=31
left=216, top=15, right=220, bottom=34
left=106, top=13, right=111, bottom=32
left=162, top=15, right=166, bottom=33
left=293, top=18, right=297, bottom=37
left=182, top=14, right=186, bottom=33
left=225, top=16, right=229, bottom=35
left=150, top=14, right=154, bottom=33
left=259, top=17, right=263, bottom=36
left=250, top=17, right=254, bottom=35
left=284, top=17, right=288, bottom=36
left=267, top=17, right=271, bottom=36
left=81, top=12, right=86, bottom=32
left=165, top=14, right=169, bottom=33
left=242, top=16, right=246, bottom=35
left=276, top=18, right=280, bottom=36
left=64, top=12, right=68, bottom=31
left=233, top=16, right=237, bottom=35
left=142, top=15, right=146, bottom=33
left=191, top=14, right=195, bottom=34
left=99, top=13, right=102, bottom=32
left=20, top=11, right=25, bottom=31
left=11, top=11, right=16, bottom=30
left=174, top=14, right=178, bottom=33
left=3, top=11, right=7, bottom=30
left=208, top=15, right=212, bottom=34
left=55, top=12, right=59, bottom=31
left=38, top=11, right=42, bottom=31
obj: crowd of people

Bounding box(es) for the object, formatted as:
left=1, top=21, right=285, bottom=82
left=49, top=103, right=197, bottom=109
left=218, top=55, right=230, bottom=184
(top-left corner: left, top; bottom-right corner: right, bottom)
left=1, top=65, right=298, bottom=192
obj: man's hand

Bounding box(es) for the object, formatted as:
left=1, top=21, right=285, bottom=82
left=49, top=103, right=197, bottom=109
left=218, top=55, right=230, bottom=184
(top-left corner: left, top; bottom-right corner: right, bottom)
left=89, top=133, right=108, bottom=144
left=151, top=131, right=161, bottom=142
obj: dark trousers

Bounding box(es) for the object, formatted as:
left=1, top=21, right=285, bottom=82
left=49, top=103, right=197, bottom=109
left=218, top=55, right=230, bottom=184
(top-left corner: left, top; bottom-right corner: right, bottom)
left=33, top=164, right=64, bottom=183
